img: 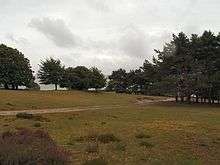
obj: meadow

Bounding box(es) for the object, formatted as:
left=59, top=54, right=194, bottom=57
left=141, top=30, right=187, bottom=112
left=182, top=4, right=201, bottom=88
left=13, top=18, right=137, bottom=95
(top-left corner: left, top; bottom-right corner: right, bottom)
left=0, top=90, right=220, bottom=165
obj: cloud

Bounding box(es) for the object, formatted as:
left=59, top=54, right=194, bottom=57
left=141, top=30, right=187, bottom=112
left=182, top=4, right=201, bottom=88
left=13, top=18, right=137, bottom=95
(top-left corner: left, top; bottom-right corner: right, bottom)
left=84, top=0, right=111, bottom=12
left=29, top=17, right=80, bottom=48
left=5, top=33, right=29, bottom=45
left=119, top=26, right=151, bottom=58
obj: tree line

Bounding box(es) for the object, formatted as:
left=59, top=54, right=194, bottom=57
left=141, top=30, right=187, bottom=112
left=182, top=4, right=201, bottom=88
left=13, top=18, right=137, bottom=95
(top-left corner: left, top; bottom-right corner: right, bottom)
left=108, top=31, right=220, bottom=104
left=0, top=44, right=106, bottom=91
left=0, top=30, right=220, bottom=104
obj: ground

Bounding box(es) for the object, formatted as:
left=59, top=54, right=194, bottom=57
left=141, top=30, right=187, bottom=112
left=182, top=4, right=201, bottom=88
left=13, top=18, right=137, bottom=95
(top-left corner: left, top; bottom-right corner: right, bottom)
left=0, top=90, right=220, bottom=165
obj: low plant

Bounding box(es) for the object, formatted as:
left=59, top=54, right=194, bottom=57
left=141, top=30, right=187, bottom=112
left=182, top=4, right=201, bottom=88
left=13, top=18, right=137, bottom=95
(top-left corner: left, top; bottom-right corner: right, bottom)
left=85, top=142, right=99, bottom=153
left=16, top=112, right=33, bottom=119
left=16, top=113, right=50, bottom=122
left=0, top=128, right=71, bottom=165
left=135, top=132, right=151, bottom=139
left=139, top=141, right=154, bottom=148
left=113, top=142, right=126, bottom=151
left=33, top=122, right=41, bottom=127
left=97, top=133, right=120, bottom=144
left=83, top=158, right=107, bottom=165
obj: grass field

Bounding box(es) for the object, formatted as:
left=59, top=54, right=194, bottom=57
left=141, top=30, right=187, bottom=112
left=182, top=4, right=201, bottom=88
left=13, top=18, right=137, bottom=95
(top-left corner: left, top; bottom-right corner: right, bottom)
left=0, top=90, right=151, bottom=110
left=0, top=90, right=220, bottom=165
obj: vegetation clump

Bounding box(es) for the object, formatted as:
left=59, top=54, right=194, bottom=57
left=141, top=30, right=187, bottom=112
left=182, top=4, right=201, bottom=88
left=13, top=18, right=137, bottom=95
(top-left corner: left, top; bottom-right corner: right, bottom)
left=33, top=122, right=41, bottom=127
left=85, top=142, right=99, bottom=153
left=97, top=133, right=120, bottom=144
left=139, top=141, right=154, bottom=148
left=16, top=112, right=33, bottom=119
left=0, top=129, right=71, bottom=165
left=16, top=113, right=50, bottom=122
left=135, top=132, right=151, bottom=139
left=83, top=158, right=108, bottom=165
left=113, top=142, right=126, bottom=151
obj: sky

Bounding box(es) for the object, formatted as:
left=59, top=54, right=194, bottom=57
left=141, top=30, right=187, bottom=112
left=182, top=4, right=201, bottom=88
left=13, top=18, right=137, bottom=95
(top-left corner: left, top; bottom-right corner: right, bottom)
left=0, top=0, right=220, bottom=75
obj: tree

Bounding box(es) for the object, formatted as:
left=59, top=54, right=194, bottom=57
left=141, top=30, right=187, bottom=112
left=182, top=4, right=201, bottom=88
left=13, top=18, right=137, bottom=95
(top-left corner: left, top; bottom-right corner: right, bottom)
left=109, top=69, right=128, bottom=93
left=60, top=67, right=79, bottom=90
left=89, top=67, right=106, bottom=90
left=38, top=58, right=64, bottom=90
left=0, top=44, right=34, bottom=89
left=60, top=66, right=106, bottom=90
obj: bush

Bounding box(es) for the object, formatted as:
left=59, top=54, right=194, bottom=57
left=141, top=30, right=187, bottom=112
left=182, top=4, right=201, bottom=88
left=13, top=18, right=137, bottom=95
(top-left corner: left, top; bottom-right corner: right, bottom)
left=113, top=142, right=126, bottom=151
left=139, top=141, right=154, bottom=148
left=0, top=129, right=70, bottom=165
left=97, top=133, right=120, bottom=144
left=33, top=122, right=41, bottom=127
left=83, top=158, right=107, bottom=165
left=135, top=132, right=151, bottom=139
left=85, top=142, right=99, bottom=153
left=16, top=113, right=50, bottom=122
left=16, top=113, right=33, bottom=119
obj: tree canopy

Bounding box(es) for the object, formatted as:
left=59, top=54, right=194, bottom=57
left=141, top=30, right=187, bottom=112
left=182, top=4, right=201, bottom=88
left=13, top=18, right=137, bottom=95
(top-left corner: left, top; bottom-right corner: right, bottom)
left=109, top=30, right=220, bottom=103
left=38, top=58, right=64, bottom=90
left=60, top=66, right=106, bottom=90
left=0, top=44, right=34, bottom=90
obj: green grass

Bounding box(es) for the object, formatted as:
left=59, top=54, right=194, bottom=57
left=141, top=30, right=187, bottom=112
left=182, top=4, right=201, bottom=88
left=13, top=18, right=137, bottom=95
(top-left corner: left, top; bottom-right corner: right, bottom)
left=0, top=90, right=158, bottom=110
left=0, top=90, right=220, bottom=164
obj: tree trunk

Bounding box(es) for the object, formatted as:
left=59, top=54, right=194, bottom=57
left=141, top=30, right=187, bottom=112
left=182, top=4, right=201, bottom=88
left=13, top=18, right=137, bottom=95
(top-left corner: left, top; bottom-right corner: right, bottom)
left=55, top=84, right=58, bottom=91
left=4, top=83, right=9, bottom=89
left=175, top=95, right=178, bottom=102
left=196, top=95, right=199, bottom=103
left=208, top=97, right=211, bottom=104
left=180, top=96, right=184, bottom=102
left=187, top=95, right=191, bottom=103
left=211, top=99, right=214, bottom=104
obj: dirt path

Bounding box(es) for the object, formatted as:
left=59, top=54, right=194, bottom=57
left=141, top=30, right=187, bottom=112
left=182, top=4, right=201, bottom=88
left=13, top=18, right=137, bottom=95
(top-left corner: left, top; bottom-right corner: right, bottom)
left=136, top=97, right=175, bottom=104
left=0, top=97, right=175, bottom=116
left=0, top=105, right=129, bottom=116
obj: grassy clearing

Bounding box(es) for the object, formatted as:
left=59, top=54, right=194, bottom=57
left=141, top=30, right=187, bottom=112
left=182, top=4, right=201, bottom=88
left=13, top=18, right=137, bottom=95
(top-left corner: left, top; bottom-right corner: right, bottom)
left=0, top=90, right=161, bottom=111
left=0, top=90, right=220, bottom=164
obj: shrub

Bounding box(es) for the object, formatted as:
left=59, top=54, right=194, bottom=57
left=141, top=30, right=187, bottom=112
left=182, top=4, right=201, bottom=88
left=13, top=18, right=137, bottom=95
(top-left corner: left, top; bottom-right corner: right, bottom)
left=97, top=133, right=120, bottom=144
left=135, top=132, right=151, bottom=139
left=113, top=142, right=126, bottom=151
left=16, top=113, right=50, bottom=122
left=33, top=122, right=41, bottom=127
left=139, top=141, right=154, bottom=148
left=85, top=142, right=99, bottom=153
left=0, top=129, right=71, bottom=165
left=16, top=112, right=33, bottom=119
left=83, top=158, right=107, bottom=165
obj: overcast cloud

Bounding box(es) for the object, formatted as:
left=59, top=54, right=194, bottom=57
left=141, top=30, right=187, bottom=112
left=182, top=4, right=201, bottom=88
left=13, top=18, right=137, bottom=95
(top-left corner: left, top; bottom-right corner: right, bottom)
left=0, top=0, right=220, bottom=74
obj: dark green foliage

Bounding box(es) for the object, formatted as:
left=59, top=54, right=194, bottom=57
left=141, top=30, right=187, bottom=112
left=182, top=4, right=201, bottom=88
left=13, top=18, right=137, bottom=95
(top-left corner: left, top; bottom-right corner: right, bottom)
left=38, top=58, right=64, bottom=90
left=0, top=129, right=70, bottom=165
left=0, top=44, right=35, bottom=90
left=89, top=67, right=106, bottom=89
left=109, top=30, right=220, bottom=103
left=108, top=68, right=128, bottom=93
left=60, top=66, right=106, bottom=90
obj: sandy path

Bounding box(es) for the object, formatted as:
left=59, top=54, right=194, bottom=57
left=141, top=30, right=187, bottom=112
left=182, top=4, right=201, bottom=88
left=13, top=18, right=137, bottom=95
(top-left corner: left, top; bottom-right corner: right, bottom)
left=0, top=98, right=175, bottom=116
left=0, top=105, right=128, bottom=116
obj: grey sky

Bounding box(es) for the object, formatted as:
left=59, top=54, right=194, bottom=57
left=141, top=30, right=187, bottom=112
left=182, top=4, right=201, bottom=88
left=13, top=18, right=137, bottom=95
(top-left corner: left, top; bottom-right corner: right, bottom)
left=0, top=0, right=220, bottom=74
